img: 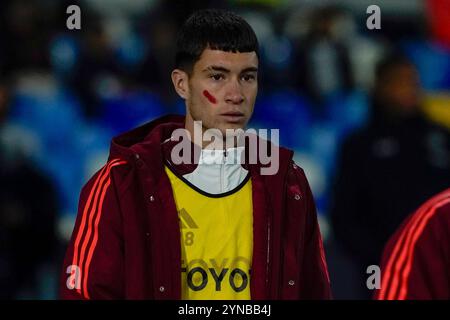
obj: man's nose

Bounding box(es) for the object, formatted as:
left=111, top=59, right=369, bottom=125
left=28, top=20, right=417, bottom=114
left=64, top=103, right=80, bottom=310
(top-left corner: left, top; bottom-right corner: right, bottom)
left=225, top=80, right=244, bottom=105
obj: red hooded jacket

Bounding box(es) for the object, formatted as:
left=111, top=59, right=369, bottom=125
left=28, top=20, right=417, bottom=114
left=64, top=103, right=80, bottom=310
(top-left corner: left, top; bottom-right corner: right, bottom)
left=375, top=188, right=450, bottom=300
left=60, top=115, right=331, bottom=300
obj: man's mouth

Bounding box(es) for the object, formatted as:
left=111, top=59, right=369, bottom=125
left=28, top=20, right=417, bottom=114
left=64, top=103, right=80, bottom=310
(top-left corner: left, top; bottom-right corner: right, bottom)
left=220, top=112, right=245, bottom=123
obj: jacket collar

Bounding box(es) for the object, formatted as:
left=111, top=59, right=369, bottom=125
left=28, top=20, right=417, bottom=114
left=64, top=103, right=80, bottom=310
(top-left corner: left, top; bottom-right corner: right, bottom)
left=109, top=114, right=294, bottom=181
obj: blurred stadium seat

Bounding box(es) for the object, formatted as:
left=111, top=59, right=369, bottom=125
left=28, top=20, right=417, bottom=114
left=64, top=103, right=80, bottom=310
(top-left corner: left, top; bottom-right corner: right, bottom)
left=250, top=89, right=313, bottom=149
left=403, top=41, right=450, bottom=91
left=325, top=89, right=370, bottom=139
left=98, top=90, right=167, bottom=135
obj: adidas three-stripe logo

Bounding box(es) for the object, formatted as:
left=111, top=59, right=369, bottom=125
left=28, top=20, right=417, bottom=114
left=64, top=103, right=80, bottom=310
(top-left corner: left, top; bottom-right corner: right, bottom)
left=69, top=158, right=127, bottom=299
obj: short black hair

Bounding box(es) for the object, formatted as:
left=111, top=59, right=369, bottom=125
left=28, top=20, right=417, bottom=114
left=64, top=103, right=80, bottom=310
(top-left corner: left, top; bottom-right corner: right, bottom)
left=175, top=9, right=259, bottom=74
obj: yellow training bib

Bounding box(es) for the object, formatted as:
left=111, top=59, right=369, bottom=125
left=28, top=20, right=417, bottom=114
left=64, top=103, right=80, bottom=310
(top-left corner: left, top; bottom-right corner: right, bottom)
left=165, top=166, right=253, bottom=300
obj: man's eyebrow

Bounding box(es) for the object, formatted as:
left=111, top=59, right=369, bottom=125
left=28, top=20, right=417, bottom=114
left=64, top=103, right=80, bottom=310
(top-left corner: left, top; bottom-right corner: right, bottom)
left=202, top=66, right=230, bottom=73
left=240, top=67, right=258, bottom=73
left=202, top=66, right=258, bottom=73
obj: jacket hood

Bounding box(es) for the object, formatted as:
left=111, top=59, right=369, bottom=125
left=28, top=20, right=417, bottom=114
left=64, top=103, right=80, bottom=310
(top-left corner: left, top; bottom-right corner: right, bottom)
left=110, top=114, right=184, bottom=158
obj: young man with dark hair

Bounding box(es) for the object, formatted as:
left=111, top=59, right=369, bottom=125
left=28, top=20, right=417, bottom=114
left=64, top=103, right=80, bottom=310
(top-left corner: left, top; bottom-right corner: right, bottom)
left=60, top=9, right=331, bottom=300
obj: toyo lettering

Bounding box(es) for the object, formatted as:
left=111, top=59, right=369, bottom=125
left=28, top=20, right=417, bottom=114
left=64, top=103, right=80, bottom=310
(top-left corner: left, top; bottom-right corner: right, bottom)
left=182, top=257, right=251, bottom=292
left=182, top=267, right=250, bottom=292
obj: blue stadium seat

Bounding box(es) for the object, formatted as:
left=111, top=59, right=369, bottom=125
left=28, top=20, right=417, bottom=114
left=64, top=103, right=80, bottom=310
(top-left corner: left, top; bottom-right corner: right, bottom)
left=325, top=90, right=369, bottom=140
left=98, top=91, right=167, bottom=135
left=10, top=88, right=83, bottom=152
left=250, top=90, right=313, bottom=149
left=49, top=34, right=80, bottom=77
left=402, top=41, right=450, bottom=91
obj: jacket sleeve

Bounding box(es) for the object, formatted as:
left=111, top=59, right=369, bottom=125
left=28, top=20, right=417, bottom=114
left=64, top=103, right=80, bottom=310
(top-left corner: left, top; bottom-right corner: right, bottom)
left=375, top=199, right=450, bottom=300
left=60, top=159, right=127, bottom=300
left=290, top=163, right=332, bottom=299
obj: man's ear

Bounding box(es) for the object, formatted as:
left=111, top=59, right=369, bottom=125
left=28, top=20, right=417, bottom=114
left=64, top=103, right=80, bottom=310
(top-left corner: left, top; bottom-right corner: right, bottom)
left=171, top=69, right=190, bottom=100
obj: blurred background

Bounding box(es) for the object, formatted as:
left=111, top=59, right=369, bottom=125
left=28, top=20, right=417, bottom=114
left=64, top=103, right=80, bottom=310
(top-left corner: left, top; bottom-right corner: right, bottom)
left=0, top=0, right=449, bottom=299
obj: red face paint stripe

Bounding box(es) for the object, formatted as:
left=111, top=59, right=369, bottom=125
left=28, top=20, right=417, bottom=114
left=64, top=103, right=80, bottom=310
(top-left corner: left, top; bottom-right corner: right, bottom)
left=203, top=90, right=217, bottom=104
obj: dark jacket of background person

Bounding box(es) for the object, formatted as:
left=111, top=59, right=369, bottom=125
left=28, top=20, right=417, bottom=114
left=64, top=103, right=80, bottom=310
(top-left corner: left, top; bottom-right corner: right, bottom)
left=330, top=54, right=450, bottom=297
left=60, top=115, right=332, bottom=300
left=375, top=188, right=450, bottom=300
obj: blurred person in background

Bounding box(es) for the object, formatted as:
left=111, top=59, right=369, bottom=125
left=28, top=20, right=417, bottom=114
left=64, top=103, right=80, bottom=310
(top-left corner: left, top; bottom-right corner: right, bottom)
left=293, top=5, right=354, bottom=113
left=330, top=52, right=450, bottom=299
left=70, top=15, right=120, bottom=118
left=136, top=7, right=179, bottom=103
left=375, top=187, right=450, bottom=300
left=0, top=78, right=59, bottom=299
left=0, top=1, right=50, bottom=74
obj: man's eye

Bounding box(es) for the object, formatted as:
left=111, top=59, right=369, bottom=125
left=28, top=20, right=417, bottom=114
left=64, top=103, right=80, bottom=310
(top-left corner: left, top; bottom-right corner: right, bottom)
left=211, top=74, right=224, bottom=81
left=242, top=74, right=256, bottom=82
